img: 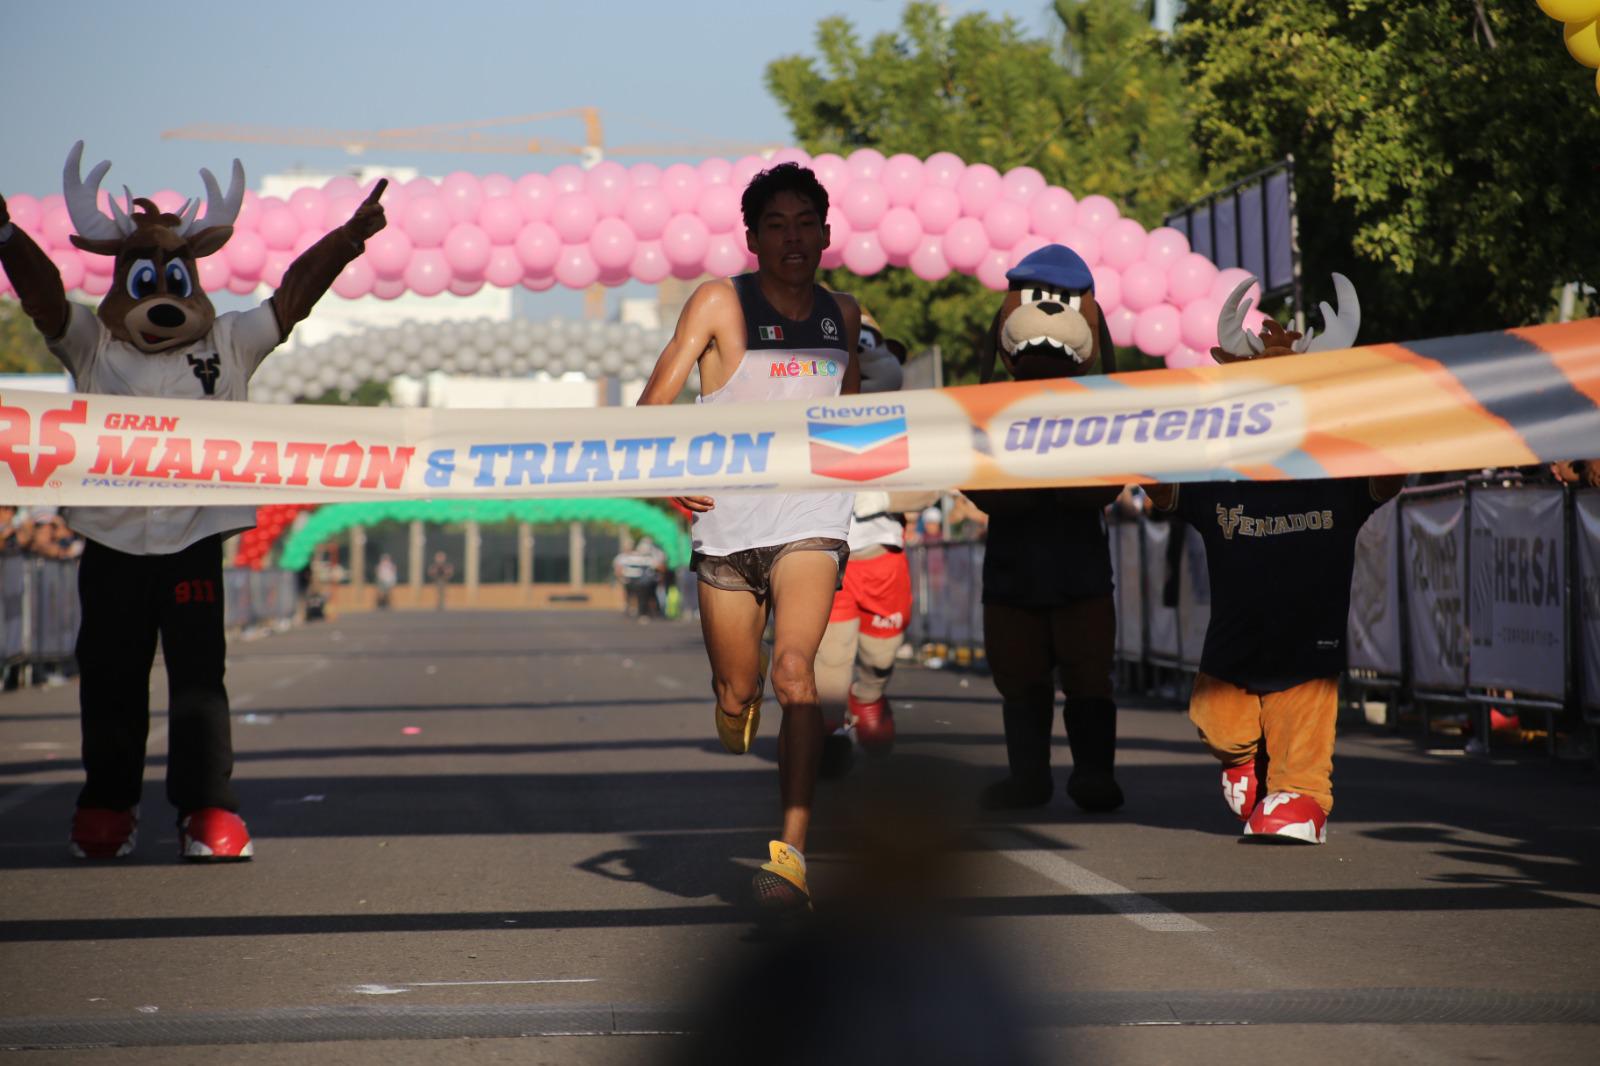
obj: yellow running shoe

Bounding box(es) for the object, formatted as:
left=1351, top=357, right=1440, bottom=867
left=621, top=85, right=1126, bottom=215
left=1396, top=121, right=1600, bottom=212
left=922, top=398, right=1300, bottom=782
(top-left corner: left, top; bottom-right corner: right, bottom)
left=752, top=839, right=811, bottom=912
left=714, top=645, right=768, bottom=755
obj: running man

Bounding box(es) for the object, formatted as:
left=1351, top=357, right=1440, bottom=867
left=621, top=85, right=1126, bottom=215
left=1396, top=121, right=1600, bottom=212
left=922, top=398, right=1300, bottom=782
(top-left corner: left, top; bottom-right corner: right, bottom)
left=638, top=163, right=861, bottom=913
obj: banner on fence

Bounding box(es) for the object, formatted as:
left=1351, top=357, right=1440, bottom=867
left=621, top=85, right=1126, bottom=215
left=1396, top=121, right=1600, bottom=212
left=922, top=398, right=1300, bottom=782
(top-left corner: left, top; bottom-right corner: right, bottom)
left=1577, top=491, right=1600, bottom=712
left=1402, top=494, right=1469, bottom=691
left=1468, top=487, right=1567, bottom=698
left=1, top=320, right=1597, bottom=505
left=1348, top=500, right=1402, bottom=676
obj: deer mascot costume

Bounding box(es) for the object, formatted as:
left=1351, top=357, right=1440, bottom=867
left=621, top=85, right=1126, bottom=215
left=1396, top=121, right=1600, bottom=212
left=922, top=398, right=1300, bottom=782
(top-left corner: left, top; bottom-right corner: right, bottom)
left=0, top=143, right=386, bottom=861
left=1150, top=275, right=1401, bottom=843
left=968, top=245, right=1124, bottom=813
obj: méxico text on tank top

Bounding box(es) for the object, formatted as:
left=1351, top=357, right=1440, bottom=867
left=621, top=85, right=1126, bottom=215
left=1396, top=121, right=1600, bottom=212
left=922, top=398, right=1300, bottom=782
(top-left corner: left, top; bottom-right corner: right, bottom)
left=692, top=274, right=854, bottom=556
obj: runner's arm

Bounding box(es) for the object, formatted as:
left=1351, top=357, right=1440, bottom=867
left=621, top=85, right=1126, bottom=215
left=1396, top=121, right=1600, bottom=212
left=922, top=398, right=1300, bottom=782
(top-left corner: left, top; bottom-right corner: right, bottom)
left=638, top=280, right=735, bottom=512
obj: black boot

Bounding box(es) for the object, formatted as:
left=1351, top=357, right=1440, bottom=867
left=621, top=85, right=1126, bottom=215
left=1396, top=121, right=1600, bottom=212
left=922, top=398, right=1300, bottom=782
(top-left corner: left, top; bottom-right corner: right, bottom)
left=1063, top=697, right=1123, bottom=813
left=981, top=698, right=1055, bottom=809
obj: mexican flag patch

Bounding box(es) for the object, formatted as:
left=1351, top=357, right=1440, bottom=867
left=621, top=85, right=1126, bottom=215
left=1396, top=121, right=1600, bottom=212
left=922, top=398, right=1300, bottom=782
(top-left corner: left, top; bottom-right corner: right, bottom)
left=758, top=325, right=784, bottom=341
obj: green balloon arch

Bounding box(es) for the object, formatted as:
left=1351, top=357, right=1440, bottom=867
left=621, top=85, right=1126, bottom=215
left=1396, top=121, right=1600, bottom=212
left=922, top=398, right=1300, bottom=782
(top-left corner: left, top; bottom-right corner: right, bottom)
left=277, top=498, right=691, bottom=572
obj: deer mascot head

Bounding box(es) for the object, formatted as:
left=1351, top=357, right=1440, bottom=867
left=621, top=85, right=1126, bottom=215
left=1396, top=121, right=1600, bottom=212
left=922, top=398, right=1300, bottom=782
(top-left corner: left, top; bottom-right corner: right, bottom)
left=981, top=244, right=1115, bottom=383
left=1210, top=273, right=1360, bottom=363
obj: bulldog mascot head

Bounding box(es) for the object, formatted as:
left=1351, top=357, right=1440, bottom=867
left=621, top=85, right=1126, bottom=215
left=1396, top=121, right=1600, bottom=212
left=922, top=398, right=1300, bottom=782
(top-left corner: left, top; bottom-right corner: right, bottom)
left=981, top=244, right=1115, bottom=383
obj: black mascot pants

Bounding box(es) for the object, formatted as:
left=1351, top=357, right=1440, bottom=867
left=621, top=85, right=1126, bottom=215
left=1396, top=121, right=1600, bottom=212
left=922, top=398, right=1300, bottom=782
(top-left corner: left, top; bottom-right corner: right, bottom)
left=76, top=534, right=238, bottom=814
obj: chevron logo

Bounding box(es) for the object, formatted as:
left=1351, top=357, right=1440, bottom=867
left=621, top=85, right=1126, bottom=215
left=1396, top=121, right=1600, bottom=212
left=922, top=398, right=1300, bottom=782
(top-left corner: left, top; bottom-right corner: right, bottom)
left=807, top=414, right=910, bottom=482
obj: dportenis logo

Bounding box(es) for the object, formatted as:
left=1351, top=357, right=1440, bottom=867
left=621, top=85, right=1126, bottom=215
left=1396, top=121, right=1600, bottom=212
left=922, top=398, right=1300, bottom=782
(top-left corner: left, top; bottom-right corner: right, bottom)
left=806, top=402, right=910, bottom=482
left=0, top=397, right=90, bottom=487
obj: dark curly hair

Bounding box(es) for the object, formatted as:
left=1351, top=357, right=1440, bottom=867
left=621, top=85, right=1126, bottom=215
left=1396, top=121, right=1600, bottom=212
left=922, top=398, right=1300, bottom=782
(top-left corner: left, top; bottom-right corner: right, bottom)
left=740, top=163, right=830, bottom=231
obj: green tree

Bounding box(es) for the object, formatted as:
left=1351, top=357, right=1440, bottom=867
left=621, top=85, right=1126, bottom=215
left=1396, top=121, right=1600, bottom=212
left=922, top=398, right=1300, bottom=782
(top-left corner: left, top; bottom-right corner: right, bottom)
left=0, top=298, right=59, bottom=373
left=1176, top=1, right=1600, bottom=341
left=766, top=1, right=1203, bottom=381
left=296, top=379, right=392, bottom=406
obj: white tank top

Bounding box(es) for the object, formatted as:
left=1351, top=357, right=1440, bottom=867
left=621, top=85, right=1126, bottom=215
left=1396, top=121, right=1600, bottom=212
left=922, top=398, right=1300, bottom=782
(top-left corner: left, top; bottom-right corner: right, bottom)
left=692, top=275, right=853, bottom=556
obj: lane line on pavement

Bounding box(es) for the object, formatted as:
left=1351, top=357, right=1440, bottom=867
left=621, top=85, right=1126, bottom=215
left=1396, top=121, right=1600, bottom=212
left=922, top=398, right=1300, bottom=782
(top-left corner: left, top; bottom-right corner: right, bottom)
left=990, top=830, right=1210, bottom=933
left=354, top=979, right=598, bottom=996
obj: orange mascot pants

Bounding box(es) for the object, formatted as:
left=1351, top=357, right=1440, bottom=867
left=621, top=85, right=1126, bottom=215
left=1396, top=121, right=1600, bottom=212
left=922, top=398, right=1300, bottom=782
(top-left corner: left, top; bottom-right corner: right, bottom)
left=1188, top=672, right=1339, bottom=815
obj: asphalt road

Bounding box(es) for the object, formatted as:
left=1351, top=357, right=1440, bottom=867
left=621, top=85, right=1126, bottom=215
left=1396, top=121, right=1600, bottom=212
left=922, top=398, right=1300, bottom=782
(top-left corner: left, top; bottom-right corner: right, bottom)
left=0, top=608, right=1596, bottom=1064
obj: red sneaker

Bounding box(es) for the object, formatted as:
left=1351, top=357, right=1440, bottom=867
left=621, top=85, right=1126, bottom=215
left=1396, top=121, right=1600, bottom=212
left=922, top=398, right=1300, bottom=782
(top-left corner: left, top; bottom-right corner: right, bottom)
left=69, top=807, right=138, bottom=859
left=849, top=692, right=894, bottom=755
left=179, top=809, right=254, bottom=862
left=1243, top=792, right=1327, bottom=844
left=1221, top=764, right=1260, bottom=822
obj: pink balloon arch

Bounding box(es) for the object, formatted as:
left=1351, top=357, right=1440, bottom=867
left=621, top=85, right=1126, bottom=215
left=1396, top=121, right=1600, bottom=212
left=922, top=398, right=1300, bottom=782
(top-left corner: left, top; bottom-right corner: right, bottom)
left=0, top=147, right=1266, bottom=365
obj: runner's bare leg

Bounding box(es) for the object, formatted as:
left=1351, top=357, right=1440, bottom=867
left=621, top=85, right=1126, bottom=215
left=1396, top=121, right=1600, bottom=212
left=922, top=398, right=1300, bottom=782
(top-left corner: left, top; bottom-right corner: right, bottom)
left=767, top=550, right=840, bottom=851
left=699, top=584, right=769, bottom=723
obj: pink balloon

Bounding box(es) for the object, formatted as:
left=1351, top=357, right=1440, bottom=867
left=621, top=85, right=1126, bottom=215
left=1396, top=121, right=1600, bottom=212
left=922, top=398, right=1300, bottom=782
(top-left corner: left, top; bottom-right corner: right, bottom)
left=1008, top=234, right=1049, bottom=268
left=54, top=249, right=85, bottom=292
left=732, top=154, right=768, bottom=188
left=80, top=268, right=109, bottom=296
left=198, top=255, right=231, bottom=293
left=1180, top=296, right=1224, bottom=350
left=227, top=275, right=258, bottom=296
left=1028, top=187, right=1076, bottom=237
left=1053, top=226, right=1102, bottom=268
left=661, top=214, right=710, bottom=268
left=598, top=264, right=631, bottom=288
left=660, top=164, right=702, bottom=213
left=1100, top=217, right=1148, bottom=271
left=942, top=217, right=989, bottom=272
left=809, top=153, right=849, bottom=191
left=840, top=181, right=888, bottom=229
left=373, top=277, right=407, bottom=300
left=704, top=233, right=747, bottom=277
left=1001, top=166, right=1045, bottom=206
left=881, top=154, right=925, bottom=206
left=485, top=246, right=524, bottom=288
left=1133, top=304, right=1181, bottom=357
left=589, top=217, right=637, bottom=271
left=365, top=229, right=413, bottom=281
left=406, top=249, right=450, bottom=296
left=548, top=165, right=585, bottom=195
left=1209, top=267, right=1258, bottom=304
left=444, top=223, right=491, bottom=278
left=631, top=240, right=671, bottom=284
left=359, top=180, right=398, bottom=219
left=554, top=244, right=599, bottom=289
left=977, top=250, right=1012, bottom=292
left=291, top=230, right=319, bottom=258
left=449, top=278, right=484, bottom=297
left=846, top=148, right=886, bottom=183
left=1167, top=252, right=1218, bottom=305
left=41, top=204, right=74, bottom=249
left=288, top=187, right=328, bottom=230
left=629, top=163, right=662, bottom=187
left=321, top=194, right=359, bottom=231
left=878, top=207, right=923, bottom=260
left=956, top=164, right=1002, bottom=215
left=624, top=187, right=672, bottom=240
left=481, top=174, right=514, bottom=199
left=697, top=184, right=742, bottom=234
left=477, top=197, right=524, bottom=244
left=82, top=249, right=114, bottom=277
left=261, top=250, right=292, bottom=289
left=1093, top=265, right=1122, bottom=313
left=257, top=204, right=299, bottom=251
left=1120, top=261, right=1168, bottom=312
left=1243, top=307, right=1267, bottom=335
left=521, top=274, right=556, bottom=293
left=439, top=172, right=484, bottom=225
left=584, top=162, right=630, bottom=217
left=1142, top=226, right=1189, bottom=271
left=768, top=147, right=812, bottom=168
left=332, top=256, right=375, bottom=299
left=842, top=233, right=888, bottom=277
left=514, top=221, right=561, bottom=273
left=923, top=152, right=965, bottom=188
left=1165, top=344, right=1213, bottom=369
left=1106, top=306, right=1138, bottom=348
left=820, top=211, right=850, bottom=269
left=913, top=185, right=961, bottom=235
left=403, top=198, right=450, bottom=249
left=4, top=194, right=39, bottom=233
left=404, top=176, right=437, bottom=199
left=226, top=230, right=267, bottom=279
left=982, top=200, right=1029, bottom=249
left=910, top=236, right=950, bottom=282
left=322, top=175, right=359, bottom=199
left=514, top=173, right=555, bottom=223
left=1075, top=194, right=1120, bottom=235
left=549, top=192, right=597, bottom=244
left=698, top=157, right=734, bottom=186
left=151, top=190, right=185, bottom=215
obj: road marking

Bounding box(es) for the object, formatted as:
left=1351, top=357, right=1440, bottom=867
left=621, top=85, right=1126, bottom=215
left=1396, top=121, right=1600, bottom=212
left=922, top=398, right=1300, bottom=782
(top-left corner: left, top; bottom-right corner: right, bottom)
left=990, top=831, right=1210, bottom=933
left=354, top=979, right=597, bottom=996
left=655, top=676, right=683, bottom=690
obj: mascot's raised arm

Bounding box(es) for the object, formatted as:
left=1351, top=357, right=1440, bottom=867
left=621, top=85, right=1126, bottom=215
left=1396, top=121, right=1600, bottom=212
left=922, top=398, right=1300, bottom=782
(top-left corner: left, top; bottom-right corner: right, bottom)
left=0, top=143, right=385, bottom=866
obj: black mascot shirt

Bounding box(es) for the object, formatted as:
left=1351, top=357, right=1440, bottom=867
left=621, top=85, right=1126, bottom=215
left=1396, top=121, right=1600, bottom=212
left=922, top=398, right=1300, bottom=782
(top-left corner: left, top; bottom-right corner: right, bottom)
left=967, top=487, right=1115, bottom=607
left=1174, top=478, right=1381, bottom=693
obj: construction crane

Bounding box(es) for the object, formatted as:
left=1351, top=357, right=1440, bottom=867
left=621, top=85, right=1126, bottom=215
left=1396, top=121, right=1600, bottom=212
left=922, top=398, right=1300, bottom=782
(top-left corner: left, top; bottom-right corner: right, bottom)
left=162, top=108, right=781, bottom=168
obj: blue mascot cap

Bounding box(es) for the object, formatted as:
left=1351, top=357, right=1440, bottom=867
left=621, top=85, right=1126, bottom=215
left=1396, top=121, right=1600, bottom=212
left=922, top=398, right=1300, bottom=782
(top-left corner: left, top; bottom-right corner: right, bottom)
left=1005, top=244, right=1094, bottom=292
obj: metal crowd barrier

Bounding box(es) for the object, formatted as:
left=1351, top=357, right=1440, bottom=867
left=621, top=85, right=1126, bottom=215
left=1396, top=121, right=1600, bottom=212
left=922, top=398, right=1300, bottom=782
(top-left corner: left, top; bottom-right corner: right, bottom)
left=906, top=483, right=1600, bottom=753
left=0, top=557, right=299, bottom=688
